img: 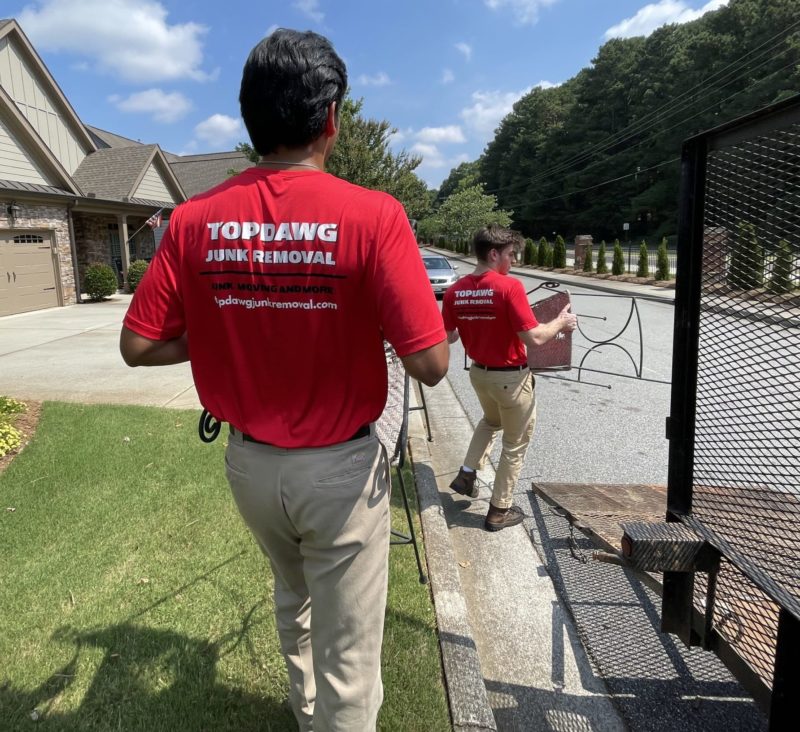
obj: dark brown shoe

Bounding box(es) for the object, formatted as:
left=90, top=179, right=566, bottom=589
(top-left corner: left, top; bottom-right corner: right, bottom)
left=449, top=467, right=478, bottom=498
left=484, top=505, right=525, bottom=532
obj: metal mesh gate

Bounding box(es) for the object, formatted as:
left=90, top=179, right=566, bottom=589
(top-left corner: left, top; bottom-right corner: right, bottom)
left=667, top=95, right=800, bottom=724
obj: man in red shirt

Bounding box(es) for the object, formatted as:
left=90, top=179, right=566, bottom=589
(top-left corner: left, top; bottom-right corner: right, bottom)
left=120, top=29, right=448, bottom=731
left=442, top=226, right=576, bottom=531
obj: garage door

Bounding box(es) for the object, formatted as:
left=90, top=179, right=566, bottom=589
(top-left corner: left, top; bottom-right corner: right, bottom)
left=0, top=231, right=60, bottom=317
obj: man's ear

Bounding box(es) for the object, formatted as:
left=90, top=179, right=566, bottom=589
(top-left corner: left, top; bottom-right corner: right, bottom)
left=325, top=102, right=338, bottom=137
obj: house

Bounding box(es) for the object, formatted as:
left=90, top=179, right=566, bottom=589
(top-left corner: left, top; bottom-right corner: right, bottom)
left=0, top=18, right=250, bottom=317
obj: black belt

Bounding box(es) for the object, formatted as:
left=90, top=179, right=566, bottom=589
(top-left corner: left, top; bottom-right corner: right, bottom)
left=472, top=362, right=528, bottom=371
left=231, top=424, right=370, bottom=446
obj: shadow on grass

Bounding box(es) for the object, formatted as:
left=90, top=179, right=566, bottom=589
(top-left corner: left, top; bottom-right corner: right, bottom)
left=1, top=617, right=295, bottom=732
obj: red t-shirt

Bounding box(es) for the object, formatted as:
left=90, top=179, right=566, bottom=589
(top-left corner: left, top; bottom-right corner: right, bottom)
left=442, top=270, right=537, bottom=367
left=124, top=167, right=445, bottom=447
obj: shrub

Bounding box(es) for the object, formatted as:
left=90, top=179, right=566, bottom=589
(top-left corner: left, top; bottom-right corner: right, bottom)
left=637, top=242, right=650, bottom=278
left=438, top=236, right=446, bottom=250
left=768, top=239, right=793, bottom=294
left=84, top=263, right=118, bottom=301
left=553, top=235, right=566, bottom=268
left=0, top=417, right=22, bottom=457
left=583, top=243, right=593, bottom=272
left=656, top=238, right=670, bottom=281
left=0, top=396, right=26, bottom=415
left=596, top=241, right=608, bottom=274
left=537, top=237, right=547, bottom=267
left=524, top=238, right=535, bottom=265
left=127, top=259, right=149, bottom=292
left=544, top=243, right=554, bottom=267
left=729, top=222, right=763, bottom=289
left=612, top=241, right=625, bottom=275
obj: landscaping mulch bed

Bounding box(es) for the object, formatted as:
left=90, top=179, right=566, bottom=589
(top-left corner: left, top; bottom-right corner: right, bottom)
left=0, top=399, right=42, bottom=476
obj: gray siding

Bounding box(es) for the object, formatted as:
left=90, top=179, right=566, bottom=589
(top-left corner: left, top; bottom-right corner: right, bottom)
left=0, top=111, right=49, bottom=184
left=133, top=163, right=176, bottom=203
left=0, top=36, right=88, bottom=175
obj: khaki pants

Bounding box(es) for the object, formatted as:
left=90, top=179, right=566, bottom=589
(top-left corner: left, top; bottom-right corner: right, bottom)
left=463, top=366, right=537, bottom=509
left=225, top=426, right=390, bottom=732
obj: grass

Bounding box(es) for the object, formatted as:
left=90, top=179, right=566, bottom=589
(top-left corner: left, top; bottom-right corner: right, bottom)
left=0, top=402, right=450, bottom=731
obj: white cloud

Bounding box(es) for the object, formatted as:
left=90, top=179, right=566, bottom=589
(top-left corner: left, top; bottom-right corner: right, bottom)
left=416, top=126, right=466, bottom=144
left=536, top=80, right=558, bottom=89
left=194, top=114, right=243, bottom=147
left=455, top=42, right=472, bottom=61
left=484, top=0, right=559, bottom=26
left=357, top=72, right=391, bottom=87
left=18, top=0, right=214, bottom=83
left=605, top=0, right=729, bottom=40
left=110, top=88, right=191, bottom=123
left=441, top=68, right=455, bottom=84
left=460, top=88, right=531, bottom=137
left=293, top=0, right=324, bottom=23
left=410, top=142, right=446, bottom=168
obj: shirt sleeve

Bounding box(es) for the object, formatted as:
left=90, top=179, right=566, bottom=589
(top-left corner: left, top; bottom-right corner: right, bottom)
left=441, top=289, right=456, bottom=332
left=122, top=213, right=186, bottom=340
left=368, top=200, right=446, bottom=357
left=507, top=278, right=538, bottom=333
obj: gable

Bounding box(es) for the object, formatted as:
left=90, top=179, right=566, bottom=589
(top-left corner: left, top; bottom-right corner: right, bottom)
left=0, top=31, right=92, bottom=176
left=0, top=104, right=56, bottom=185
left=133, top=161, right=179, bottom=204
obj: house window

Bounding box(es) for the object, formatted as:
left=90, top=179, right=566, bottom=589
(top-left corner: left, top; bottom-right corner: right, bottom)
left=12, top=234, right=45, bottom=244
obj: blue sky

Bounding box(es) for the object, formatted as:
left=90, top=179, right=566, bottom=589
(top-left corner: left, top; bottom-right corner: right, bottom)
left=11, top=0, right=728, bottom=188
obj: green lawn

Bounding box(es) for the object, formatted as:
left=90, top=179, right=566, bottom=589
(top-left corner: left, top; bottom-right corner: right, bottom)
left=0, top=402, right=450, bottom=731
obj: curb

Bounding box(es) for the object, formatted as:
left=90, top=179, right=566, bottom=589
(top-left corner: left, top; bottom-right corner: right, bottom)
left=407, top=389, right=497, bottom=732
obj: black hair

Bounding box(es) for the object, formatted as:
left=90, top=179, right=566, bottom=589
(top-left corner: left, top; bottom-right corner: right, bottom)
left=239, top=29, right=347, bottom=155
left=473, top=225, right=523, bottom=262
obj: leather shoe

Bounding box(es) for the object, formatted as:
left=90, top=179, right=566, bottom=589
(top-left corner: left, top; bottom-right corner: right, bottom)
left=449, top=467, right=478, bottom=498
left=484, top=504, right=525, bottom=532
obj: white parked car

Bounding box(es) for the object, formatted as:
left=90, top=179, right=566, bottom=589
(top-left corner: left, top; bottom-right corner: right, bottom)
left=421, top=254, right=459, bottom=297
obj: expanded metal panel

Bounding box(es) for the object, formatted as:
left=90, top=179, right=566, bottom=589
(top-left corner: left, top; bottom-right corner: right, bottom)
left=669, top=97, right=800, bottom=717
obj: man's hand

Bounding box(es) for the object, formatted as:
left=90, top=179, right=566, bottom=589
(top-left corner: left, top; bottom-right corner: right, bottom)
left=557, top=304, right=578, bottom=333
left=518, top=303, right=577, bottom=348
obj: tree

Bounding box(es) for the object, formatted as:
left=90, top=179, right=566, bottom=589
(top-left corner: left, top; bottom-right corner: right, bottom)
left=537, top=237, right=547, bottom=267
left=612, top=241, right=625, bottom=275
left=553, top=235, right=567, bottom=268
left=583, top=242, right=593, bottom=272
left=524, top=238, right=536, bottom=265
left=655, top=237, right=670, bottom=280
left=596, top=241, right=608, bottom=274
left=428, top=185, right=512, bottom=242
left=544, top=243, right=554, bottom=267
left=729, top=221, right=763, bottom=289
left=637, top=242, right=650, bottom=277
left=768, top=239, right=793, bottom=294
left=436, top=161, right=481, bottom=204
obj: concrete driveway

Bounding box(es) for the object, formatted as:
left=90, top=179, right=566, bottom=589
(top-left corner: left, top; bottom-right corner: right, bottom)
left=0, top=296, right=200, bottom=409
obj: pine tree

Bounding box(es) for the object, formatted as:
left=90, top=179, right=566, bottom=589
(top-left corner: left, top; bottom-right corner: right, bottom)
left=768, top=239, right=793, bottom=294
left=729, top=222, right=763, bottom=290
left=655, top=237, right=670, bottom=280
left=524, top=238, right=535, bottom=265
left=596, top=240, right=608, bottom=274
left=553, top=235, right=566, bottom=268
left=612, top=241, right=625, bottom=275
left=637, top=242, right=650, bottom=278
left=583, top=242, right=593, bottom=272
left=544, top=243, right=554, bottom=267
left=537, top=237, right=547, bottom=267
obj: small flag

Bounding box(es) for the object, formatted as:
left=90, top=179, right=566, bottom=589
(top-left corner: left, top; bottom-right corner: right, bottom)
left=146, top=210, right=163, bottom=229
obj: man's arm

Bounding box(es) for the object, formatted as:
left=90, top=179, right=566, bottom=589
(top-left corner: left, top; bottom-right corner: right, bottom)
left=120, top=326, right=189, bottom=367
left=400, top=338, right=449, bottom=387
left=446, top=329, right=460, bottom=344
left=517, top=303, right=577, bottom=352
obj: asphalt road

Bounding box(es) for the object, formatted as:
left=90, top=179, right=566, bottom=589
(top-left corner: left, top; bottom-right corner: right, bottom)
left=437, top=261, right=767, bottom=731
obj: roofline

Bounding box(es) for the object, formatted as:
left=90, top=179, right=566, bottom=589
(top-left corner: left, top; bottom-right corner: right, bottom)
left=0, top=185, right=177, bottom=214
left=0, top=20, right=97, bottom=154
left=127, top=146, right=187, bottom=202
left=0, top=85, right=83, bottom=195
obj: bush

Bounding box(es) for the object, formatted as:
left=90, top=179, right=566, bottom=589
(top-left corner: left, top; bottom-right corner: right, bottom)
left=596, top=241, right=608, bottom=274
left=768, top=239, right=793, bottom=294
left=544, top=243, right=554, bottom=267
left=553, top=235, right=566, bottom=268
left=524, top=238, right=535, bottom=265
left=637, top=242, right=650, bottom=278
left=0, top=419, right=22, bottom=457
left=612, top=241, right=625, bottom=275
left=729, top=222, right=763, bottom=289
left=656, top=238, right=670, bottom=281
left=84, top=263, right=118, bottom=301
left=583, top=243, right=593, bottom=272
left=127, top=259, right=149, bottom=292
left=537, top=237, right=547, bottom=267
left=0, top=396, right=25, bottom=415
